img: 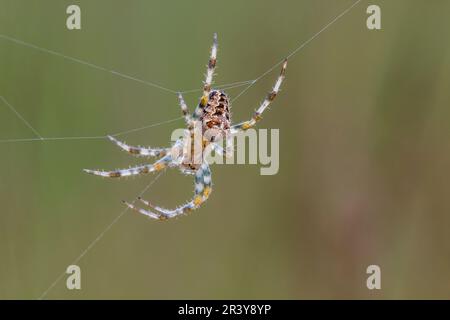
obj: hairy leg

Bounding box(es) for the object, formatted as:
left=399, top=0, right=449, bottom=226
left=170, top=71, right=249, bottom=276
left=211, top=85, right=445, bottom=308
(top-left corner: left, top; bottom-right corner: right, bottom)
left=83, top=154, right=173, bottom=178
left=193, top=33, right=218, bottom=120
left=124, top=163, right=212, bottom=219
left=231, top=59, right=287, bottom=134
left=107, top=135, right=169, bottom=157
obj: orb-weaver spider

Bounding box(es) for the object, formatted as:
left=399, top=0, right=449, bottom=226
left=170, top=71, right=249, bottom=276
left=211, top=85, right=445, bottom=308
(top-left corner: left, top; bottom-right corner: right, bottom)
left=84, top=33, right=287, bottom=220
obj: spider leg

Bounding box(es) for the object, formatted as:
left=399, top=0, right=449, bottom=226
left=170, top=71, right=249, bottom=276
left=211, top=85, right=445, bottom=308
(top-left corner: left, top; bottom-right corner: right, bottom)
left=122, top=201, right=161, bottom=220
left=178, top=93, right=193, bottom=127
left=193, top=33, right=218, bottom=120
left=231, top=59, right=287, bottom=134
left=212, top=143, right=224, bottom=156
left=211, top=143, right=233, bottom=159
left=123, top=197, right=170, bottom=220
left=125, top=163, right=212, bottom=219
left=83, top=154, right=173, bottom=178
left=107, top=135, right=169, bottom=157
left=203, top=33, right=218, bottom=97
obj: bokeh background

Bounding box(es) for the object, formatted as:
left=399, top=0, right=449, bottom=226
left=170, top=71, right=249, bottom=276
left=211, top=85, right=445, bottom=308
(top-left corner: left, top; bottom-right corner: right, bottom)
left=1, top=0, right=450, bottom=299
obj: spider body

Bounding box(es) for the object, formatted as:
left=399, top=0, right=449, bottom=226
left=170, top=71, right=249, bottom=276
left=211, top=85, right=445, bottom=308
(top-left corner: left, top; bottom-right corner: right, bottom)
left=201, top=90, right=231, bottom=142
left=84, top=33, right=287, bottom=220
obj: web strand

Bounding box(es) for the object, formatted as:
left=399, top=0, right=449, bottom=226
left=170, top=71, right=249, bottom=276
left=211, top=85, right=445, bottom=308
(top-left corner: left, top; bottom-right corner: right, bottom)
left=37, top=171, right=164, bottom=300
left=0, top=33, right=254, bottom=96
left=179, top=79, right=255, bottom=94
left=0, top=34, right=178, bottom=94
left=0, top=117, right=184, bottom=144
left=231, top=0, right=363, bottom=103
left=109, top=117, right=183, bottom=137
left=0, top=136, right=104, bottom=143
left=0, top=95, right=43, bottom=139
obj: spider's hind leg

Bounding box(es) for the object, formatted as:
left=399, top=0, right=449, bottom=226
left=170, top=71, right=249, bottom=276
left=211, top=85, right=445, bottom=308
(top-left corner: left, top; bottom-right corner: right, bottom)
left=125, top=163, right=212, bottom=219
left=122, top=200, right=163, bottom=220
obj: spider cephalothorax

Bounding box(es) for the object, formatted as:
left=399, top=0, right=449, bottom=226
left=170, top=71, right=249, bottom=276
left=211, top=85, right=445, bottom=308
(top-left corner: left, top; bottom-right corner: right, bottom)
left=84, top=33, right=287, bottom=220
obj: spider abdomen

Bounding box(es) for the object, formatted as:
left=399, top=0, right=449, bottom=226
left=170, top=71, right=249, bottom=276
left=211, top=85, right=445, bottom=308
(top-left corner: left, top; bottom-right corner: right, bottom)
left=201, top=90, right=231, bottom=141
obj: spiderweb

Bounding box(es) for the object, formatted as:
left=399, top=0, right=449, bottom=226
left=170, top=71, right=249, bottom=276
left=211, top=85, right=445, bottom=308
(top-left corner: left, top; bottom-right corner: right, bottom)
left=0, top=0, right=362, bottom=299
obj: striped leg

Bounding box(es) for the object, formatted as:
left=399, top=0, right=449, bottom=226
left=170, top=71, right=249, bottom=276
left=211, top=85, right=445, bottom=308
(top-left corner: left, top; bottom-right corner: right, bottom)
left=178, top=93, right=192, bottom=126
left=231, top=59, right=287, bottom=134
left=83, top=154, right=172, bottom=178
left=107, top=135, right=169, bottom=157
left=193, top=33, right=218, bottom=120
left=124, top=163, right=212, bottom=219
left=203, top=33, right=218, bottom=97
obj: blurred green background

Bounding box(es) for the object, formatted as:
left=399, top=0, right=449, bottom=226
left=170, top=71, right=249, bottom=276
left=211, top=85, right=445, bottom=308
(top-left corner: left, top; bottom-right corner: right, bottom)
left=1, top=0, right=450, bottom=299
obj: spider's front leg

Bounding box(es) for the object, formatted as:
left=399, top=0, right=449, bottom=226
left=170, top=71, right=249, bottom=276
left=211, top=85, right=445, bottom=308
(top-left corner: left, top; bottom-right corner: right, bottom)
left=124, top=163, right=212, bottom=220
left=193, top=33, right=218, bottom=120
left=83, top=153, right=173, bottom=178
left=203, top=33, right=218, bottom=97
left=231, top=59, right=287, bottom=134
left=107, top=135, right=169, bottom=157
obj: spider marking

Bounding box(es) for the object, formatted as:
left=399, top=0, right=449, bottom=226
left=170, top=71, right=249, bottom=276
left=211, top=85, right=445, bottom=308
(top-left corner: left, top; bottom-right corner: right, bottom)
left=84, top=33, right=287, bottom=220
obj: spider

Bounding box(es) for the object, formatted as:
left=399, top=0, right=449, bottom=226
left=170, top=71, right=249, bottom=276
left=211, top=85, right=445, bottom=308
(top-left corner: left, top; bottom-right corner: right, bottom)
left=84, top=33, right=287, bottom=220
